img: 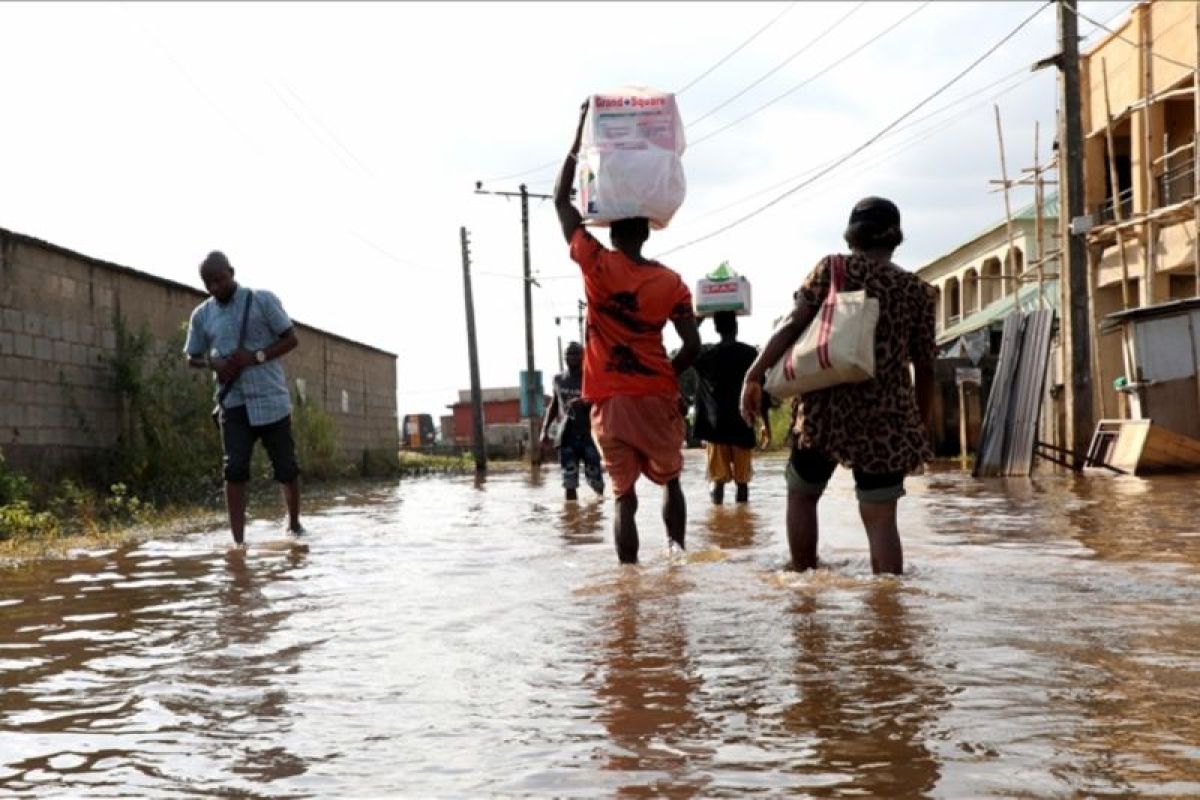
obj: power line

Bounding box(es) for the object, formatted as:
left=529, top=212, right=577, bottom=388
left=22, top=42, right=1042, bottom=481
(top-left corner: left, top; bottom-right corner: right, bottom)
left=671, top=64, right=1038, bottom=231
left=676, top=1, right=799, bottom=95
left=1063, top=1, right=1194, bottom=72
left=480, top=2, right=799, bottom=184
left=655, top=1, right=1053, bottom=258
left=688, top=2, right=866, bottom=128
left=689, top=2, right=932, bottom=148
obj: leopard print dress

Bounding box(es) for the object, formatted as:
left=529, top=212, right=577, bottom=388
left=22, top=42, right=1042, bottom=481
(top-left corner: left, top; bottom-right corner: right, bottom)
left=790, top=252, right=938, bottom=475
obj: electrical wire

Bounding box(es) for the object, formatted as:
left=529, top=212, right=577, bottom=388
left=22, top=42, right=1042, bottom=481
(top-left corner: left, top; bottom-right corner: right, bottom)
left=687, top=2, right=864, bottom=127
left=654, top=1, right=1054, bottom=257
left=676, top=1, right=800, bottom=95
left=672, top=64, right=1037, bottom=230
left=480, top=2, right=799, bottom=183
left=689, top=2, right=932, bottom=148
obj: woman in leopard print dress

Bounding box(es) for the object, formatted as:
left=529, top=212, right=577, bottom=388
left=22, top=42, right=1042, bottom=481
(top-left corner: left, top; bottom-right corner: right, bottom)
left=740, top=197, right=937, bottom=575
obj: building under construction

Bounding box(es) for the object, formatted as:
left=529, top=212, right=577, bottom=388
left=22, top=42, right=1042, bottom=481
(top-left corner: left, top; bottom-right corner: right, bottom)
left=1080, top=0, right=1200, bottom=472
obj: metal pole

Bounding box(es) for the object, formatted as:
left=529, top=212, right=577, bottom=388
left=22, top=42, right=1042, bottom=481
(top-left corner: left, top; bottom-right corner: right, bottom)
left=1058, top=0, right=1094, bottom=465
left=520, top=184, right=540, bottom=466
left=460, top=226, right=487, bottom=474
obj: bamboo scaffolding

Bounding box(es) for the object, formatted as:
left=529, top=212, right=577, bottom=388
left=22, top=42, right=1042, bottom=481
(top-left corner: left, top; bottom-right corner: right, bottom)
left=994, top=105, right=1022, bottom=314
left=1102, top=58, right=1133, bottom=310
left=1034, top=122, right=1047, bottom=309
left=1153, top=140, right=1194, bottom=166
left=1143, top=19, right=1157, bottom=307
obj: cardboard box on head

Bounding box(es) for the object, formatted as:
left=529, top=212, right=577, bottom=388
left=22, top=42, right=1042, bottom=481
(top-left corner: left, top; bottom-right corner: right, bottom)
left=577, top=87, right=686, bottom=231
left=696, top=262, right=752, bottom=317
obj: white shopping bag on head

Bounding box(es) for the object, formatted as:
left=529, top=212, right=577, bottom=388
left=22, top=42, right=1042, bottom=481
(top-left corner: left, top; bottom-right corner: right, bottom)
left=577, top=86, right=687, bottom=230
left=764, top=255, right=878, bottom=399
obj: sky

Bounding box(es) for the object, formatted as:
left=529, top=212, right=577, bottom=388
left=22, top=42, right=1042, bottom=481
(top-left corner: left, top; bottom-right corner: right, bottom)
left=0, top=1, right=1129, bottom=421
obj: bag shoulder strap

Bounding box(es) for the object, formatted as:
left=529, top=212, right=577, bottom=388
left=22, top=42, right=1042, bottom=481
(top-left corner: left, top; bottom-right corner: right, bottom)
left=216, top=289, right=255, bottom=405
left=825, top=255, right=846, bottom=303
left=236, top=289, right=255, bottom=350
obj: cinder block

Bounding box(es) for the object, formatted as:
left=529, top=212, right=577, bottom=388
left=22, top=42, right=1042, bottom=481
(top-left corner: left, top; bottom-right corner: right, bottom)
left=101, top=330, right=116, bottom=350
left=62, top=319, right=78, bottom=342
left=2, top=309, right=20, bottom=332
left=70, top=344, right=87, bottom=366
left=34, top=337, right=52, bottom=361
left=54, top=341, right=71, bottom=363
left=14, top=334, right=32, bottom=358
left=44, top=317, right=62, bottom=339
left=0, top=332, right=11, bottom=356
left=22, top=312, right=41, bottom=336
left=80, top=323, right=95, bottom=344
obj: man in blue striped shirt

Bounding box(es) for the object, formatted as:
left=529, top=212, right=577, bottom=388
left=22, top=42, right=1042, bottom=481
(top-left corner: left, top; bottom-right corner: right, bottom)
left=184, top=251, right=303, bottom=546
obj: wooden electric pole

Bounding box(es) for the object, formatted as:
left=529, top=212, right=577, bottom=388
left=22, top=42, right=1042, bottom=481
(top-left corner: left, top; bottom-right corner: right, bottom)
left=1058, top=0, right=1094, bottom=465
left=474, top=181, right=553, bottom=466
left=460, top=226, right=487, bottom=474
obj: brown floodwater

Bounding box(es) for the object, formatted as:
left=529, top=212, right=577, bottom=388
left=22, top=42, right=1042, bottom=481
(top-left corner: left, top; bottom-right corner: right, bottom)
left=2, top=454, right=1200, bottom=797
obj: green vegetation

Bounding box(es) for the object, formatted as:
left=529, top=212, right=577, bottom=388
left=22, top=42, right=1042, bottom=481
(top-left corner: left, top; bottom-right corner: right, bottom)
left=0, top=313, right=446, bottom=557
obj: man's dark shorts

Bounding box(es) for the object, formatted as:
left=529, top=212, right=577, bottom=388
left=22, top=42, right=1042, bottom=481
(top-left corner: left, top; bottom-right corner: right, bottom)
left=786, top=447, right=905, bottom=504
left=219, top=405, right=300, bottom=484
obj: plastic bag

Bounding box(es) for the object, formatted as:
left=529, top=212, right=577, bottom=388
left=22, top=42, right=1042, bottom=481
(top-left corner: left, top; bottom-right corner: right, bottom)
left=577, top=87, right=686, bottom=230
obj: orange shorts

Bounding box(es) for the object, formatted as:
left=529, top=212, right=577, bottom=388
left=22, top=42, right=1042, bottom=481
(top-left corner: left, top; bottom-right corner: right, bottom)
left=706, top=443, right=753, bottom=484
left=590, top=394, right=685, bottom=498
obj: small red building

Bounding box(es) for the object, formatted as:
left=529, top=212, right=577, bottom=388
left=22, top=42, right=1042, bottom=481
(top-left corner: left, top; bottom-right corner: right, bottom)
left=447, top=387, right=548, bottom=446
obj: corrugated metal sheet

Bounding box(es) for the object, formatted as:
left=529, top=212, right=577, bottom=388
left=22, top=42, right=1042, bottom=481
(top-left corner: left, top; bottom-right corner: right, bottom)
left=974, top=309, right=1056, bottom=477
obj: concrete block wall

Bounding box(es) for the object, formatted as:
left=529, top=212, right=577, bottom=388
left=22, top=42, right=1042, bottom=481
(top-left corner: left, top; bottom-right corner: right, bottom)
left=0, top=228, right=398, bottom=475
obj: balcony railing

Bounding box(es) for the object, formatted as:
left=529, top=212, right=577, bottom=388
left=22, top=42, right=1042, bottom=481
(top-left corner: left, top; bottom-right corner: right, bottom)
left=1095, top=186, right=1134, bottom=223
left=1157, top=161, right=1196, bottom=207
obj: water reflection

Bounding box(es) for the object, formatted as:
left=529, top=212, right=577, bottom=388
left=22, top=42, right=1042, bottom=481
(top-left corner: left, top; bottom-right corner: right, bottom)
left=560, top=501, right=606, bottom=547
left=704, top=504, right=764, bottom=551
left=2, top=460, right=1200, bottom=796
left=782, top=586, right=943, bottom=797
left=594, top=570, right=708, bottom=799
left=0, top=540, right=314, bottom=796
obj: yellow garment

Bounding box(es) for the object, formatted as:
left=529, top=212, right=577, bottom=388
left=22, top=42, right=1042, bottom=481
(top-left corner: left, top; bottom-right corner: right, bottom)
left=706, top=443, right=753, bottom=484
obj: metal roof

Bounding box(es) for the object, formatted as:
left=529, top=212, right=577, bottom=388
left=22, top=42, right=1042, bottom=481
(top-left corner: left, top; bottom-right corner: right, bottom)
left=1100, top=297, right=1200, bottom=334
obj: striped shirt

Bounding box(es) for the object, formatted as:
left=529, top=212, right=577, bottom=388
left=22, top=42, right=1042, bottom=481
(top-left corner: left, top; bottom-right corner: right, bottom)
left=184, top=285, right=294, bottom=426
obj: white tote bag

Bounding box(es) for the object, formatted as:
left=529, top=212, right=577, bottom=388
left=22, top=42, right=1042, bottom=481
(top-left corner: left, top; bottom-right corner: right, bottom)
left=764, top=255, right=879, bottom=399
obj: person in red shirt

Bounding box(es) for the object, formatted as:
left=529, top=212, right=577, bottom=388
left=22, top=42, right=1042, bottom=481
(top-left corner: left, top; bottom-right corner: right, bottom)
left=554, top=101, right=701, bottom=564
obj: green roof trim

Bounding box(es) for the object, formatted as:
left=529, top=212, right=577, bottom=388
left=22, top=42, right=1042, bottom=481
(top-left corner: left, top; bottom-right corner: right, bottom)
left=937, top=278, right=1060, bottom=344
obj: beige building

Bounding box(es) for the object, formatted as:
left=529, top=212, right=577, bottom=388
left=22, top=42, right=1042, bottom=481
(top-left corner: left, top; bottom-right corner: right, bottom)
left=918, top=197, right=1059, bottom=340
left=915, top=198, right=1061, bottom=457
left=1081, top=0, right=1199, bottom=433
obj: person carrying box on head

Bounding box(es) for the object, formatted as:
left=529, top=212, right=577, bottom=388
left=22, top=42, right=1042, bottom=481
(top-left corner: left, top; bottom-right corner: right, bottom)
left=554, top=98, right=700, bottom=565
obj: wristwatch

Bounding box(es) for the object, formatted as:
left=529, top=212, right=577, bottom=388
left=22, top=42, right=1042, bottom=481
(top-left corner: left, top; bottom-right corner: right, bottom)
left=255, top=349, right=267, bottom=364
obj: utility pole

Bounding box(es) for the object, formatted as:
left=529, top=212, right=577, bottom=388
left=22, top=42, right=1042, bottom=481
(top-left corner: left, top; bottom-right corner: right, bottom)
left=460, top=226, right=487, bottom=474
left=474, top=180, right=555, bottom=466
left=1058, top=0, right=1094, bottom=465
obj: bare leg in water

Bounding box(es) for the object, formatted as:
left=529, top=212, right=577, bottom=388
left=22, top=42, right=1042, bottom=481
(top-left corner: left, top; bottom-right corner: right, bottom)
left=662, top=478, right=686, bottom=550
left=614, top=493, right=639, bottom=564
left=858, top=500, right=903, bottom=575
left=786, top=490, right=820, bottom=571
left=281, top=479, right=302, bottom=533
left=225, top=481, right=248, bottom=546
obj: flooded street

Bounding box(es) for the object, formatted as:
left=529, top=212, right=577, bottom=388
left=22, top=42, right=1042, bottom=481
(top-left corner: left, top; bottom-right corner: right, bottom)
left=3, top=453, right=1200, bottom=797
